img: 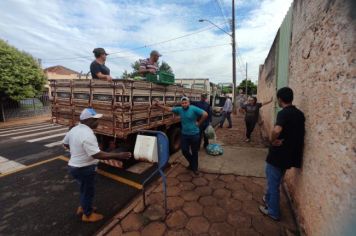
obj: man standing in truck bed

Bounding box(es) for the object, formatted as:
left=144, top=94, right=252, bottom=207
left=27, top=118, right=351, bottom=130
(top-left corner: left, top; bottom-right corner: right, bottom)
left=155, top=97, right=208, bottom=175
left=138, top=50, right=161, bottom=77
left=90, top=48, right=112, bottom=81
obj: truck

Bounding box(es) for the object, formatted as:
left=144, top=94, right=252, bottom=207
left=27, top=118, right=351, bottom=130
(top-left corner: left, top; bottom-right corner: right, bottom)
left=50, top=79, right=204, bottom=167
left=175, top=78, right=222, bottom=107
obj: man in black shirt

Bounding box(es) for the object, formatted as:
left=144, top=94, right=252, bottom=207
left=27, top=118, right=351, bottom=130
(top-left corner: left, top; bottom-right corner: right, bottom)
left=259, top=87, right=305, bottom=221
left=90, top=48, right=112, bottom=81
left=191, top=94, right=212, bottom=148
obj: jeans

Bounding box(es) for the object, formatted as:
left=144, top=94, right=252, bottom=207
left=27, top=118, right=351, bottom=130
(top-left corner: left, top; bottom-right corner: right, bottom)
left=245, top=119, right=257, bottom=139
left=69, top=164, right=97, bottom=216
left=181, top=134, right=200, bottom=171
left=220, top=111, right=232, bottom=128
left=199, top=124, right=209, bottom=148
left=265, top=163, right=286, bottom=219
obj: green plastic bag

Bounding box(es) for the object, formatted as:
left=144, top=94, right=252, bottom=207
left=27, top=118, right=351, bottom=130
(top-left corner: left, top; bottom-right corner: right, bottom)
left=204, top=125, right=216, bottom=140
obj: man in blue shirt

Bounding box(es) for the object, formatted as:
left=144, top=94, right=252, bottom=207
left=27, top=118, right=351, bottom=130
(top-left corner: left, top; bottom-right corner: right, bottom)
left=155, top=97, right=208, bottom=174
left=191, top=94, right=212, bottom=148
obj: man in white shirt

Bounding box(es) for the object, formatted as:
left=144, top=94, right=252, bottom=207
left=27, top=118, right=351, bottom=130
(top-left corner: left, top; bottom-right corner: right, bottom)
left=63, top=108, right=131, bottom=222
left=219, top=95, right=233, bottom=128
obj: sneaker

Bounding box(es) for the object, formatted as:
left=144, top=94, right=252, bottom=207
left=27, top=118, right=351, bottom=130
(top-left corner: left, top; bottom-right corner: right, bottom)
left=258, top=205, right=280, bottom=221
left=82, top=212, right=104, bottom=222
left=76, top=206, right=97, bottom=216
left=262, top=196, right=267, bottom=206
left=244, top=139, right=250, bottom=142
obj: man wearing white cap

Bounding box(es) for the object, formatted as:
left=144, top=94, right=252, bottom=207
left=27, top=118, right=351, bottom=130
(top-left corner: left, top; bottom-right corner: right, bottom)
left=63, top=108, right=132, bottom=222
left=155, top=97, right=208, bottom=175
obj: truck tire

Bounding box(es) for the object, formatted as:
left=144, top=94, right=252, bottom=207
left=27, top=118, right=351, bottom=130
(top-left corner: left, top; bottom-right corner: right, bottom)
left=168, top=127, right=181, bottom=153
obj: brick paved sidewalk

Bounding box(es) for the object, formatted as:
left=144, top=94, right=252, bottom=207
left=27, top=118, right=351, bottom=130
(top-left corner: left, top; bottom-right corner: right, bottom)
left=103, top=164, right=297, bottom=236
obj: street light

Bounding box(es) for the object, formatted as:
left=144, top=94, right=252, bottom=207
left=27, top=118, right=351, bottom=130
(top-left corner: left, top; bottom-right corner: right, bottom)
left=199, top=12, right=237, bottom=113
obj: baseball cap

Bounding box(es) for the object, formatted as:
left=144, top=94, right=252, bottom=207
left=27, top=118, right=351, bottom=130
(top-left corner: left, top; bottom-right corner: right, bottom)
left=80, top=108, right=103, bottom=121
left=93, top=48, right=109, bottom=56
left=181, top=96, right=190, bottom=102
left=150, top=50, right=162, bottom=57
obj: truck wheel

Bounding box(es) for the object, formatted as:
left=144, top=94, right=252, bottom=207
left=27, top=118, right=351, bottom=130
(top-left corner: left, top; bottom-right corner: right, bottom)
left=168, top=127, right=181, bottom=153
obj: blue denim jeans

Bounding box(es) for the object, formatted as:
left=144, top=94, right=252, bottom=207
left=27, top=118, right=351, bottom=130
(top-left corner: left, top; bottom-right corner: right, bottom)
left=181, top=134, right=200, bottom=171
left=68, top=165, right=97, bottom=216
left=265, top=163, right=286, bottom=219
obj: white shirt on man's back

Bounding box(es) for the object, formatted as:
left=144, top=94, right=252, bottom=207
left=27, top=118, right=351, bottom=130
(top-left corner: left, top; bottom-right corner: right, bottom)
left=63, top=124, right=100, bottom=167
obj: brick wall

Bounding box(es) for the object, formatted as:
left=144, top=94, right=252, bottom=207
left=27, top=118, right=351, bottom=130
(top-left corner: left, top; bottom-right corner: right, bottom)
left=258, top=0, right=356, bottom=235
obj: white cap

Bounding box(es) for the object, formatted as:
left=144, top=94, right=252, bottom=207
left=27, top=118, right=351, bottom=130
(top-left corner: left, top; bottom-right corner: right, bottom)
left=80, top=108, right=103, bottom=120
left=181, top=96, right=189, bottom=102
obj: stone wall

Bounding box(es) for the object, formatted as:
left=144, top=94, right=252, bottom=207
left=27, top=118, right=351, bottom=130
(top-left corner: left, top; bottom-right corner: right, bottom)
left=257, top=35, right=278, bottom=140
left=258, top=0, right=356, bottom=235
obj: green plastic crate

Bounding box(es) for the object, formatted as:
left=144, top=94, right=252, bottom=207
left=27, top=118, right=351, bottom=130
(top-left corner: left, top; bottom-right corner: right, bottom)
left=146, top=71, right=175, bottom=85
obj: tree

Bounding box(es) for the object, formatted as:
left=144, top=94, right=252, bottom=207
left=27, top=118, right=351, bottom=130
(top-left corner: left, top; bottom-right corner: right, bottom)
left=0, top=39, right=46, bottom=101
left=121, top=60, right=174, bottom=78
left=159, top=61, right=173, bottom=74
left=237, top=80, right=257, bottom=95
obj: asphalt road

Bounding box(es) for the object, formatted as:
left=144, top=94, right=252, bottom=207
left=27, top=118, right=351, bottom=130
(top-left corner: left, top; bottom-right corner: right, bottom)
left=0, top=122, right=159, bottom=235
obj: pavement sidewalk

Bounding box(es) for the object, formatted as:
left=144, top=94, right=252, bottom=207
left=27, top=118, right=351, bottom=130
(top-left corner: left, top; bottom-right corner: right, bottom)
left=0, top=114, right=51, bottom=128
left=100, top=114, right=299, bottom=236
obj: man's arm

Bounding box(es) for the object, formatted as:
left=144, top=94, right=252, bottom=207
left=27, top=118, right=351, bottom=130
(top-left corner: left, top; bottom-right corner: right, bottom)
left=96, top=72, right=112, bottom=81
left=154, top=100, right=173, bottom=112
left=270, top=110, right=285, bottom=146
left=92, top=151, right=132, bottom=160
left=270, top=125, right=283, bottom=143
left=262, top=96, right=273, bottom=106
left=197, top=111, right=208, bottom=127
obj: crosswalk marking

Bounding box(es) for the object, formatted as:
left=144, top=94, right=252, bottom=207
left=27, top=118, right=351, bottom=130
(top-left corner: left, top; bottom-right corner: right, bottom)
left=12, top=128, right=68, bottom=140
left=0, top=125, right=61, bottom=136
left=0, top=123, right=51, bottom=132
left=0, top=156, right=26, bottom=175
left=44, top=140, right=64, bottom=147
left=27, top=133, right=67, bottom=143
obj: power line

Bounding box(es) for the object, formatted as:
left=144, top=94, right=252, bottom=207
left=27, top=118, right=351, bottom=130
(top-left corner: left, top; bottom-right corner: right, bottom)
left=109, top=43, right=230, bottom=60
left=42, top=23, right=227, bottom=62
left=214, top=0, right=230, bottom=31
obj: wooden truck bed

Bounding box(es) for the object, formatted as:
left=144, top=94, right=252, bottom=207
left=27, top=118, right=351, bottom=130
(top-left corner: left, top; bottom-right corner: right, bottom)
left=50, top=79, right=203, bottom=138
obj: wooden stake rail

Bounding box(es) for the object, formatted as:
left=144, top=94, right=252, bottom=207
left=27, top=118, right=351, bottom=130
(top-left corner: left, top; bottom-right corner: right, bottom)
left=50, top=79, right=203, bottom=138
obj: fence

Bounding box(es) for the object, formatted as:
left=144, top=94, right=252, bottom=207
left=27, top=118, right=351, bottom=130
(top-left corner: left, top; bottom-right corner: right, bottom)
left=0, top=92, right=51, bottom=122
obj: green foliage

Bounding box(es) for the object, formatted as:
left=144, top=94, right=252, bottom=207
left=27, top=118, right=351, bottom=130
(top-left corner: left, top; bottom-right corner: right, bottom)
left=0, top=39, right=46, bottom=101
left=121, top=59, right=174, bottom=78
left=222, top=86, right=232, bottom=94
left=237, top=80, right=257, bottom=95
left=159, top=61, right=173, bottom=74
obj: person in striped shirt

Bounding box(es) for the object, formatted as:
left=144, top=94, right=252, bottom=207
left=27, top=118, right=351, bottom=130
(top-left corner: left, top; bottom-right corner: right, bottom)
left=138, top=50, right=161, bottom=76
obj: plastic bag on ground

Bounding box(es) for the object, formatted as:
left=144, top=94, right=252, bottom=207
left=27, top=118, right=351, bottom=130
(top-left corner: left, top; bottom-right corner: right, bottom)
left=206, top=143, right=224, bottom=156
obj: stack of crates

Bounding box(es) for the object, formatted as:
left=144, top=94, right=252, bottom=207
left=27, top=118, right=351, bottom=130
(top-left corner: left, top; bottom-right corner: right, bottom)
left=50, top=79, right=203, bottom=138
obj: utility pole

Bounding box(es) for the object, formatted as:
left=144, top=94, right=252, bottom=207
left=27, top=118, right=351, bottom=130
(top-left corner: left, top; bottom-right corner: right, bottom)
left=232, top=0, right=237, bottom=112
left=245, top=62, right=248, bottom=95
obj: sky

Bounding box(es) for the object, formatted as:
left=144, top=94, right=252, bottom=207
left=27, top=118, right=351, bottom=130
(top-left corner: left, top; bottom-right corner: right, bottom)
left=0, top=0, right=293, bottom=84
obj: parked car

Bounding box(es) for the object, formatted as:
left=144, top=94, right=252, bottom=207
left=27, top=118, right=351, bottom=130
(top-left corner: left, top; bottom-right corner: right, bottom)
left=212, top=96, right=226, bottom=116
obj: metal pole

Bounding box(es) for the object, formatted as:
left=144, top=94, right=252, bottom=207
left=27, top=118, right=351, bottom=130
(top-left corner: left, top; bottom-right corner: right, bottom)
left=232, top=0, right=237, bottom=113
left=0, top=101, right=5, bottom=122
left=245, top=62, right=248, bottom=95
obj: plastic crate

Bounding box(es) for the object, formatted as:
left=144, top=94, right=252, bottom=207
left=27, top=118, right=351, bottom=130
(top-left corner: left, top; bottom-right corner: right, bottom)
left=146, top=71, right=175, bottom=85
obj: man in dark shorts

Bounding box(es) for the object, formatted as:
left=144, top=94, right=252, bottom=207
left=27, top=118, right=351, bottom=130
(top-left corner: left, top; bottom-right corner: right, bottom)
left=240, top=96, right=273, bottom=142
left=259, top=87, right=305, bottom=221
left=90, top=48, right=112, bottom=81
